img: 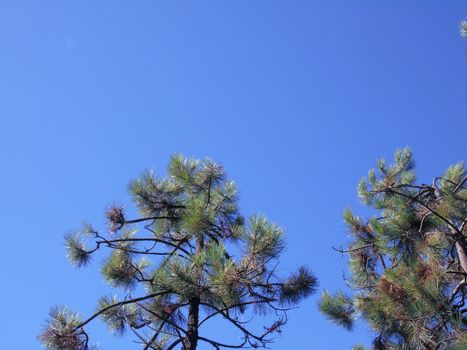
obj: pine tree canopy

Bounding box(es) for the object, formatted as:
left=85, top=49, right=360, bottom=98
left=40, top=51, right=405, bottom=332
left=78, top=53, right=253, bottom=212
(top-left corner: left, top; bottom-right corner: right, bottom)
left=39, top=155, right=317, bottom=350
left=319, top=149, right=466, bottom=350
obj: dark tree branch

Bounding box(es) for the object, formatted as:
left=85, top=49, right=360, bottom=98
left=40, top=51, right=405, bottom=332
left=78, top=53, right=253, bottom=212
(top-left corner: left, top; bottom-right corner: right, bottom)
left=74, top=290, right=170, bottom=330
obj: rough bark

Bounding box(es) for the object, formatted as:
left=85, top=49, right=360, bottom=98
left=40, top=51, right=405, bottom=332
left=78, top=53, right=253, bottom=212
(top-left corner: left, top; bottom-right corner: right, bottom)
left=183, top=234, right=204, bottom=350
left=455, top=240, right=467, bottom=273
left=184, top=298, right=200, bottom=350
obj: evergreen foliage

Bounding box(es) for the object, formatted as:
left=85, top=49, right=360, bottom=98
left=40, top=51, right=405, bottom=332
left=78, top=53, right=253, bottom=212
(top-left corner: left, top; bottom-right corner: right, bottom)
left=319, top=149, right=466, bottom=349
left=318, top=291, right=354, bottom=330
left=40, top=155, right=317, bottom=350
left=461, top=20, right=467, bottom=38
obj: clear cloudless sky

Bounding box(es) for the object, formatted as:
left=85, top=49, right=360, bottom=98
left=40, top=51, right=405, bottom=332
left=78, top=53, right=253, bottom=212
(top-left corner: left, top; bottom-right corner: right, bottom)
left=0, top=1, right=466, bottom=349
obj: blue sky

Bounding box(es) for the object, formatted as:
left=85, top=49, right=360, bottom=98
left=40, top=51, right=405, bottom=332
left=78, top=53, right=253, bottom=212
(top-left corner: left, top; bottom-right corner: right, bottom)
left=0, top=1, right=466, bottom=349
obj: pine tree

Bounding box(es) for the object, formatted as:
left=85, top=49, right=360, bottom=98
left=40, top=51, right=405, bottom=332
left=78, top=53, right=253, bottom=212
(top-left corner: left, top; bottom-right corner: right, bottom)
left=319, top=149, right=466, bottom=349
left=39, top=155, right=317, bottom=350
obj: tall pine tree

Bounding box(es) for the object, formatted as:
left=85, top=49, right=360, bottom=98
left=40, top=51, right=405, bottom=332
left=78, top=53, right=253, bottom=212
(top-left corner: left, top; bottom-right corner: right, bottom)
left=40, top=155, right=317, bottom=350
left=319, top=149, right=466, bottom=349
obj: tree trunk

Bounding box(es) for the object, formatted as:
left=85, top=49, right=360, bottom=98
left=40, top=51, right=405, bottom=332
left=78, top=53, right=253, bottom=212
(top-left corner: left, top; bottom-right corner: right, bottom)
left=450, top=228, right=467, bottom=301
left=450, top=226, right=467, bottom=274
left=455, top=240, right=467, bottom=273
left=183, top=233, right=204, bottom=349
left=183, top=297, right=200, bottom=350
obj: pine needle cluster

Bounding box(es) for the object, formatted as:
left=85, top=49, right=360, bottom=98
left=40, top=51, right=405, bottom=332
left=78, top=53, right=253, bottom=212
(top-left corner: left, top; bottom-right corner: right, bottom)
left=40, top=155, right=317, bottom=350
left=319, top=149, right=466, bottom=350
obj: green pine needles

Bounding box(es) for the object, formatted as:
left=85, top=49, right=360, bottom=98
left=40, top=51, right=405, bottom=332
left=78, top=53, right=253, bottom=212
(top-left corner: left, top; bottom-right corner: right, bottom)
left=319, top=149, right=467, bottom=349
left=461, top=20, right=467, bottom=38
left=40, top=155, right=317, bottom=350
